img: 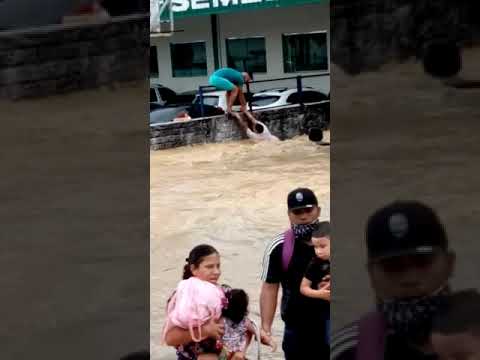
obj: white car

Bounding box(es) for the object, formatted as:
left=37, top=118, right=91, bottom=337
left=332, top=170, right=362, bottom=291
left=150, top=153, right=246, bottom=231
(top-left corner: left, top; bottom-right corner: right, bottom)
left=193, top=87, right=328, bottom=112
left=192, top=91, right=242, bottom=112
left=250, top=87, right=328, bottom=110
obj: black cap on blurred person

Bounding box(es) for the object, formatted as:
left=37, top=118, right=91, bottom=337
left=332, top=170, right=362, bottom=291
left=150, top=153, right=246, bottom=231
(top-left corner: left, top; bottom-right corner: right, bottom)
left=366, top=201, right=448, bottom=262
left=287, top=188, right=318, bottom=210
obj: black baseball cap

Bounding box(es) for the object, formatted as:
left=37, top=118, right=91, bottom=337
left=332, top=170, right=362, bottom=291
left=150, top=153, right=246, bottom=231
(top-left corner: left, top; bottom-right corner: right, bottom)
left=366, top=201, right=448, bottom=262
left=287, top=188, right=318, bottom=210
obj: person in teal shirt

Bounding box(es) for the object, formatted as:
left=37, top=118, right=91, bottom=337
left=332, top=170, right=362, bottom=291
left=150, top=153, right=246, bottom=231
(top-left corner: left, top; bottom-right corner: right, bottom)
left=208, top=67, right=252, bottom=114
left=209, top=67, right=259, bottom=133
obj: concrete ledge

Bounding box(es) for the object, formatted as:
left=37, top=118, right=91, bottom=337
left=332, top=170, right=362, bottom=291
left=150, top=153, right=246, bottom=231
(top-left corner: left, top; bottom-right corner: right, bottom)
left=0, top=14, right=148, bottom=99
left=150, top=102, right=328, bottom=150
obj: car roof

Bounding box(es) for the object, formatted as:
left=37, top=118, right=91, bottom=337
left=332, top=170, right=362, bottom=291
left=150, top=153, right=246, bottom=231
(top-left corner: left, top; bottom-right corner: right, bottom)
left=253, top=89, right=295, bottom=97
left=150, top=84, right=174, bottom=90
left=255, top=86, right=314, bottom=94
left=252, top=92, right=284, bottom=97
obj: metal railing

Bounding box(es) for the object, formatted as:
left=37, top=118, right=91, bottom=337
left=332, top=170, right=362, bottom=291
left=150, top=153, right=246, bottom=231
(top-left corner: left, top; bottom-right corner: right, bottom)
left=196, top=72, right=329, bottom=117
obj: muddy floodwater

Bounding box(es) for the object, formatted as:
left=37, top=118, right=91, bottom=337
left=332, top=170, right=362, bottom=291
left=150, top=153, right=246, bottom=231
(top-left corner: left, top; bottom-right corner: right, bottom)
left=151, top=135, right=330, bottom=360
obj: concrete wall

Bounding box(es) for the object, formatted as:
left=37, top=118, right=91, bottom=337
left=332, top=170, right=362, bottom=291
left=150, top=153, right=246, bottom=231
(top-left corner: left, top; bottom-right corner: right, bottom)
left=0, top=14, right=149, bottom=99
left=150, top=3, right=330, bottom=94
left=150, top=102, right=328, bottom=150
left=331, top=1, right=480, bottom=76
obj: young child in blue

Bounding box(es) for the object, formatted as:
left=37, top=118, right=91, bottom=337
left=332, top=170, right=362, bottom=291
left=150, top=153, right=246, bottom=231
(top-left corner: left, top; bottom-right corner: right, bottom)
left=300, top=221, right=331, bottom=344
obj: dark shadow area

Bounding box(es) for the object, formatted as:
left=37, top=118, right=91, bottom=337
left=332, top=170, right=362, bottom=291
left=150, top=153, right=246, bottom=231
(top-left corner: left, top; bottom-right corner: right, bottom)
left=331, top=1, right=480, bottom=359
left=0, top=5, right=149, bottom=359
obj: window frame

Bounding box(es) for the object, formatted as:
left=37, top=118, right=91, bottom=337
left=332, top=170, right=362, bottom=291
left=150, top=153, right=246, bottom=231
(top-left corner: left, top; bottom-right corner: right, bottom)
left=225, top=36, right=267, bottom=73
left=150, top=46, right=159, bottom=78
left=286, top=90, right=328, bottom=104
left=282, top=30, right=329, bottom=73
left=170, top=40, right=208, bottom=78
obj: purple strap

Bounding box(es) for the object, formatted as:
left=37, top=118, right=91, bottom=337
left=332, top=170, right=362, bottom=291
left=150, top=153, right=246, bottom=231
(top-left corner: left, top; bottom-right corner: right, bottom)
left=356, top=311, right=386, bottom=360
left=281, top=229, right=295, bottom=271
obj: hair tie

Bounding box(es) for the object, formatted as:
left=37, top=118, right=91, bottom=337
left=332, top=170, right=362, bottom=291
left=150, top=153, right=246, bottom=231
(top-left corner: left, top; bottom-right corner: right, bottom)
left=185, top=258, right=189, bottom=264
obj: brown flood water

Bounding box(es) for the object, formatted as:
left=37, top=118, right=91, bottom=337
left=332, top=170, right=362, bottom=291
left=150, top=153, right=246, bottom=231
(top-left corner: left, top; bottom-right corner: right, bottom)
left=150, top=135, right=330, bottom=359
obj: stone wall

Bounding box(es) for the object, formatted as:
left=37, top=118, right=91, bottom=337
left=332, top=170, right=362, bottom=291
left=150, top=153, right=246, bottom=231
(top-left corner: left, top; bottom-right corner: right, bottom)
left=150, top=102, right=328, bottom=150
left=331, top=0, right=480, bottom=75
left=0, top=14, right=148, bottom=99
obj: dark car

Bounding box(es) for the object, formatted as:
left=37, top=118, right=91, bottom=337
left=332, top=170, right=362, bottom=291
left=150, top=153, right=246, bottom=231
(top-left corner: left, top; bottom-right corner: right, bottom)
left=149, top=104, right=225, bottom=127
left=150, top=105, right=189, bottom=126
left=150, top=84, right=195, bottom=106
left=150, top=102, right=164, bottom=112
left=186, top=104, right=225, bottom=118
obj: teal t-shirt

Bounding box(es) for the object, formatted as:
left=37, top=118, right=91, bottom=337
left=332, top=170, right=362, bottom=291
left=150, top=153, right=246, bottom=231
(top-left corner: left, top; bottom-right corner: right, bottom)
left=211, top=68, right=244, bottom=85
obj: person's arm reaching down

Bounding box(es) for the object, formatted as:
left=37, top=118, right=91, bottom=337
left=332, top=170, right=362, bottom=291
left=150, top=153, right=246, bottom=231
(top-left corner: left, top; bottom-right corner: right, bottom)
left=259, top=281, right=279, bottom=351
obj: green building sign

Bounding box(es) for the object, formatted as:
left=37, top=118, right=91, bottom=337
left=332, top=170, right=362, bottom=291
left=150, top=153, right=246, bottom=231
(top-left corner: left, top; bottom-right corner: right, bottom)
left=162, top=0, right=328, bottom=18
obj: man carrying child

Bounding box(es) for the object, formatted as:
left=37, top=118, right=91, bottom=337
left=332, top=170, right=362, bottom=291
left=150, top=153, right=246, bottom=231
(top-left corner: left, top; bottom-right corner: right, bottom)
left=259, top=188, right=330, bottom=359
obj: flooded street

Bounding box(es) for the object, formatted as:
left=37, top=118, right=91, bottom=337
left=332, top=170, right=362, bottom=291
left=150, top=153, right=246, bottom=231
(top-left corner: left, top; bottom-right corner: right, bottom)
left=150, top=135, right=330, bottom=360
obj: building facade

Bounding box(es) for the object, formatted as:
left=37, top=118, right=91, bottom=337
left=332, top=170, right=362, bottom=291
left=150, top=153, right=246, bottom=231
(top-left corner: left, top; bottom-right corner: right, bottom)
left=150, top=0, right=330, bottom=94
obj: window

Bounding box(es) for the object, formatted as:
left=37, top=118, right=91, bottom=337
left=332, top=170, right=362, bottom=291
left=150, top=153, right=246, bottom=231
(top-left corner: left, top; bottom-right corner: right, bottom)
left=150, top=102, right=163, bottom=111
left=282, top=32, right=328, bottom=73
left=286, top=91, right=328, bottom=104
left=170, top=42, right=207, bottom=77
left=158, top=87, right=177, bottom=104
left=226, top=37, right=267, bottom=73
left=150, top=46, right=159, bottom=77
left=251, top=96, right=280, bottom=107
left=150, top=88, right=158, bottom=102
left=194, top=95, right=220, bottom=107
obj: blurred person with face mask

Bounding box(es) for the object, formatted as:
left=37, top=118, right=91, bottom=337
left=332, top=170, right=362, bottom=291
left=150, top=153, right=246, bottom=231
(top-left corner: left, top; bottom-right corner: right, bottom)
left=332, top=201, right=456, bottom=360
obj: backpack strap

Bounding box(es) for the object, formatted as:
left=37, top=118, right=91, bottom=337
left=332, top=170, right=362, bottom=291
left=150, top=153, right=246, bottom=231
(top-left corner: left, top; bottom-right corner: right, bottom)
left=281, top=229, right=295, bottom=271
left=356, top=311, right=387, bottom=360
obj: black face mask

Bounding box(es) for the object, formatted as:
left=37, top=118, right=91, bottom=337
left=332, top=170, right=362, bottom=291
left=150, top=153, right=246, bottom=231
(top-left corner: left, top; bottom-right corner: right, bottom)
left=292, top=219, right=320, bottom=239
left=377, top=286, right=450, bottom=344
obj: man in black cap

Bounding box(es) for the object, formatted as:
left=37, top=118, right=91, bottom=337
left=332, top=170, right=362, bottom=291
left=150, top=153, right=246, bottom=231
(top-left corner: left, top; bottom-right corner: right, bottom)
left=259, top=188, right=330, bottom=360
left=331, top=200, right=456, bottom=360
